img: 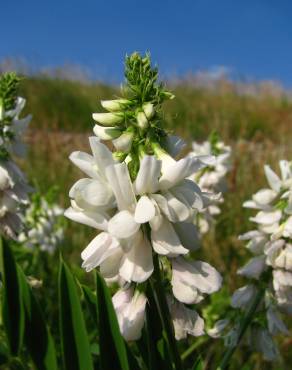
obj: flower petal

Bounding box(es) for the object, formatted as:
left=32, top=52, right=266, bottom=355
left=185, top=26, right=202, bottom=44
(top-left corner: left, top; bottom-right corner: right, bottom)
left=105, top=162, right=136, bottom=211
left=134, top=155, right=161, bottom=194
left=64, top=207, right=108, bottom=230
left=134, top=195, right=156, bottom=223
left=151, top=218, right=189, bottom=257
left=108, top=210, right=140, bottom=239
left=119, top=231, right=153, bottom=283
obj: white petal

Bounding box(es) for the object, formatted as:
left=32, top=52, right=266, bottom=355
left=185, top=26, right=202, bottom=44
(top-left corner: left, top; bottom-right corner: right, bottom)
left=108, top=210, right=140, bottom=239
left=250, top=210, right=282, bottom=225
left=173, top=222, right=200, bottom=251
left=89, top=137, right=115, bottom=177
left=119, top=231, right=153, bottom=283
left=100, top=247, right=124, bottom=278
left=151, top=218, right=189, bottom=256
left=172, top=258, right=222, bottom=303
left=264, top=165, right=281, bottom=192
left=134, top=155, right=161, bottom=194
left=253, top=189, right=277, bottom=206
left=237, top=255, right=266, bottom=279
left=105, top=163, right=136, bottom=211
left=134, top=195, right=156, bottom=223
left=159, top=157, right=208, bottom=190
left=81, top=232, right=119, bottom=272
left=69, top=151, right=98, bottom=178
left=161, top=191, right=190, bottom=222
left=64, top=207, right=108, bottom=230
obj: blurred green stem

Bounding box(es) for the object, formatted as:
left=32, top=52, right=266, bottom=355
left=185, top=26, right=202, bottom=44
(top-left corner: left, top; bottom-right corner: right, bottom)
left=217, top=288, right=264, bottom=370
left=151, top=254, right=183, bottom=370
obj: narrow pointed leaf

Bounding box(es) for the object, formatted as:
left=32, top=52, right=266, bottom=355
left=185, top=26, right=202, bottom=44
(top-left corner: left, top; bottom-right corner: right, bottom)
left=18, top=267, right=58, bottom=369
left=0, top=238, right=24, bottom=356
left=59, top=260, right=93, bottom=370
left=95, top=272, right=129, bottom=370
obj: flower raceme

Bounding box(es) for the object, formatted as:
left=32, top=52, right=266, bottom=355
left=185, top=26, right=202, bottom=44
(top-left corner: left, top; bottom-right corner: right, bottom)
left=189, top=137, right=232, bottom=234
left=0, top=73, right=32, bottom=239
left=65, top=53, right=222, bottom=341
left=65, top=137, right=217, bottom=282
left=216, top=160, right=292, bottom=361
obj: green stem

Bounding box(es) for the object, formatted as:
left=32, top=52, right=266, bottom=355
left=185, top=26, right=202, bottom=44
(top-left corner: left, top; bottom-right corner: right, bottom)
left=151, top=254, right=183, bottom=370
left=181, top=337, right=208, bottom=361
left=217, top=288, right=265, bottom=370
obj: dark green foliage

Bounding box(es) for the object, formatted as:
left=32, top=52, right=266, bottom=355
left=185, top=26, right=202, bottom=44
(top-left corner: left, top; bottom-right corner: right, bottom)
left=0, top=72, right=21, bottom=111
left=58, top=259, right=93, bottom=370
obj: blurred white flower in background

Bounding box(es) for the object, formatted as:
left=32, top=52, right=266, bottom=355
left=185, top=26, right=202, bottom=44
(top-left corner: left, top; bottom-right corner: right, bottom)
left=189, top=135, right=232, bottom=234
left=216, top=160, right=292, bottom=361
left=19, top=195, right=64, bottom=253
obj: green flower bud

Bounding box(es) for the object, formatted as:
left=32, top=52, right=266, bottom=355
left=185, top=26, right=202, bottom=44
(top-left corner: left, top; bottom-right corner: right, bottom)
left=142, top=102, right=155, bottom=119
left=136, top=111, right=148, bottom=129
left=93, top=124, right=122, bottom=140
left=0, top=99, right=4, bottom=121
left=101, top=99, right=131, bottom=112
left=92, top=112, right=124, bottom=126
left=112, top=131, right=134, bottom=152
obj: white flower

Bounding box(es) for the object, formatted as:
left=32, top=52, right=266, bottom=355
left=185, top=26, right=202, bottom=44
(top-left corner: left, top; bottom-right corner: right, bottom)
left=112, top=288, right=147, bottom=341
left=168, top=297, right=204, bottom=340
left=171, top=257, right=222, bottom=304
left=64, top=137, right=116, bottom=230
left=231, top=285, right=257, bottom=309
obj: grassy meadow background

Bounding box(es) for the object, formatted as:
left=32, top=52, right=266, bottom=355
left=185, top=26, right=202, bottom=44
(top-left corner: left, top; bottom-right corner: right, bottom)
left=11, top=72, right=292, bottom=369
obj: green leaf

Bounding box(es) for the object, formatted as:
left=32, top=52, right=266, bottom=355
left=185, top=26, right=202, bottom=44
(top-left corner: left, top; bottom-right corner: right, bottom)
left=59, top=259, right=93, bottom=370
left=95, top=271, right=129, bottom=370
left=0, top=238, right=24, bottom=356
left=190, top=356, right=204, bottom=370
left=18, top=267, right=58, bottom=370
left=82, top=285, right=98, bottom=327
left=144, top=286, right=172, bottom=370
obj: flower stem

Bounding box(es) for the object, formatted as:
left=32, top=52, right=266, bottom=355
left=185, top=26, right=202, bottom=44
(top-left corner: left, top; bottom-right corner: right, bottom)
left=216, top=288, right=265, bottom=370
left=151, top=254, right=183, bottom=370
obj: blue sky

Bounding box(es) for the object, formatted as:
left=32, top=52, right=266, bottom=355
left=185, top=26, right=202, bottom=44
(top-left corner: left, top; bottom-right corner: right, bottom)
left=1, top=0, right=292, bottom=85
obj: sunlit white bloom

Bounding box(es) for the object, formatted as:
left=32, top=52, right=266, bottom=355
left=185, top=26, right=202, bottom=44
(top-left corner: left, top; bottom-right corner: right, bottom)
left=168, top=297, right=204, bottom=340
left=171, top=257, right=222, bottom=304
left=112, top=287, right=147, bottom=341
